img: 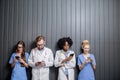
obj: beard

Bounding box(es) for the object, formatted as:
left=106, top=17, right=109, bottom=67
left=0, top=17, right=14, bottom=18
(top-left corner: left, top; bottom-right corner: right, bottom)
left=38, top=47, right=44, bottom=50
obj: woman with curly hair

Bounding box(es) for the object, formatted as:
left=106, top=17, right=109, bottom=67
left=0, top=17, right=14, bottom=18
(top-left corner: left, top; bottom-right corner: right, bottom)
left=54, top=37, right=76, bottom=80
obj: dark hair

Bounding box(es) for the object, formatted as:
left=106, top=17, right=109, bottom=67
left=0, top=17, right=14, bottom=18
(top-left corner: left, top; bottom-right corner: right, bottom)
left=57, top=37, right=73, bottom=49
left=16, top=41, right=26, bottom=63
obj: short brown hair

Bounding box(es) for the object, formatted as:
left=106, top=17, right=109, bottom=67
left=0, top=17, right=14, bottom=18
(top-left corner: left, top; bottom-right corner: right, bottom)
left=36, top=35, right=45, bottom=42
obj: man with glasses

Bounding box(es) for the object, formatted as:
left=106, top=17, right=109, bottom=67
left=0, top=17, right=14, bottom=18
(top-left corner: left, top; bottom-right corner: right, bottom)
left=28, top=35, right=54, bottom=80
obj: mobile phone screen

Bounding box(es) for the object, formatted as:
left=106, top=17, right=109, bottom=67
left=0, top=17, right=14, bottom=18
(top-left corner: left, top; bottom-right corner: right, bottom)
left=70, top=54, right=74, bottom=56
left=15, top=56, right=20, bottom=59
left=37, top=62, right=41, bottom=64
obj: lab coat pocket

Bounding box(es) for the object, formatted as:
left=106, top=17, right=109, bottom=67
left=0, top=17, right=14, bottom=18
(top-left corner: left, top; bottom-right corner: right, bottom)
left=33, top=55, right=39, bottom=62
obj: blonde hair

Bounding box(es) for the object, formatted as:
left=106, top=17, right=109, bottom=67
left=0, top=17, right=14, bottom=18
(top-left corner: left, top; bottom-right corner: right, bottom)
left=82, top=40, right=89, bottom=45
left=82, top=40, right=90, bottom=48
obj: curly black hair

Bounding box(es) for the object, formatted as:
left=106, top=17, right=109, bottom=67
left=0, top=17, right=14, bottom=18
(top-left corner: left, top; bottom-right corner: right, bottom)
left=57, top=37, right=73, bottom=49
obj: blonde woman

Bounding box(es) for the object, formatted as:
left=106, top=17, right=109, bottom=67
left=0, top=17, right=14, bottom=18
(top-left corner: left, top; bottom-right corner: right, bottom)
left=78, top=40, right=96, bottom=80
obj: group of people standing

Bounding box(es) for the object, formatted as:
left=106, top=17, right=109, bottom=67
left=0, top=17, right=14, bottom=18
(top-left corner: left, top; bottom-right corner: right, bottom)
left=9, top=35, right=96, bottom=80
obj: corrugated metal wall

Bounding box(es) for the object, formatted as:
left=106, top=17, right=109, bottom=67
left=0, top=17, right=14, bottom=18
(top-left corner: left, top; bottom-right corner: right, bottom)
left=0, top=0, right=120, bottom=80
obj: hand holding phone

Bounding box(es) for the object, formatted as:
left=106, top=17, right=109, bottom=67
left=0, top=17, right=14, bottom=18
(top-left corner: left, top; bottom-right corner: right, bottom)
left=70, top=54, right=74, bottom=56
left=87, top=57, right=93, bottom=62
left=35, top=61, right=45, bottom=67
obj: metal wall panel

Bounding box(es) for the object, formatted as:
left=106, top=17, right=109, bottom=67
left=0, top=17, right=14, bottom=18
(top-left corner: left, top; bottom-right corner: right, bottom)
left=0, top=0, right=120, bottom=80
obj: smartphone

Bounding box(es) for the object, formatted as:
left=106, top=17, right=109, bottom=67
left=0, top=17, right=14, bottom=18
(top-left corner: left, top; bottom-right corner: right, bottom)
left=37, top=62, right=41, bottom=64
left=70, top=54, right=74, bottom=56
left=15, top=56, right=20, bottom=59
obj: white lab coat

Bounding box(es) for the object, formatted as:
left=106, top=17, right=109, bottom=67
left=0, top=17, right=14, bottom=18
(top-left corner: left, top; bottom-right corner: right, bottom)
left=54, top=50, right=76, bottom=80
left=28, top=47, right=54, bottom=80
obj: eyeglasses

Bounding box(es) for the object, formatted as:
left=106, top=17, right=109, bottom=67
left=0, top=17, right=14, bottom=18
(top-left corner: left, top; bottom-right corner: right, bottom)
left=37, top=44, right=44, bottom=47
left=17, top=46, right=23, bottom=48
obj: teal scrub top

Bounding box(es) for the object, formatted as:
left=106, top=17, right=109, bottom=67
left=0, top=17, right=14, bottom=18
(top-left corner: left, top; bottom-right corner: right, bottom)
left=77, top=53, right=96, bottom=80
left=9, top=52, right=29, bottom=80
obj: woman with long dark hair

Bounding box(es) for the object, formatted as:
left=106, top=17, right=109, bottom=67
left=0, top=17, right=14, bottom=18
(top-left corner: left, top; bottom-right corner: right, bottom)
left=9, top=41, right=29, bottom=80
